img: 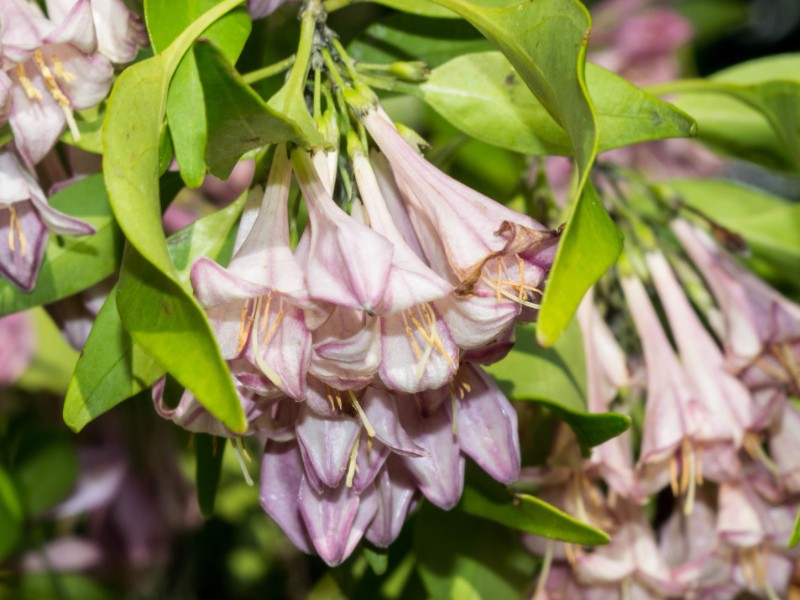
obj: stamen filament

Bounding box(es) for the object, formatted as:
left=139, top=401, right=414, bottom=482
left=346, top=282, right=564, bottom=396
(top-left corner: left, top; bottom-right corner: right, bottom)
left=348, top=392, right=376, bottom=438
left=232, top=439, right=254, bottom=486
left=345, top=435, right=360, bottom=488
left=16, top=63, right=42, bottom=100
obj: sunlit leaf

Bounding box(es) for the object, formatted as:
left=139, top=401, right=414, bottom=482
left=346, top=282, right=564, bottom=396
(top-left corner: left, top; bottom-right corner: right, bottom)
left=146, top=0, right=252, bottom=187
left=420, top=52, right=695, bottom=156
left=103, top=0, right=248, bottom=432
left=63, top=192, right=246, bottom=432
left=460, top=465, right=609, bottom=545
left=426, top=0, right=622, bottom=345
left=195, top=41, right=302, bottom=179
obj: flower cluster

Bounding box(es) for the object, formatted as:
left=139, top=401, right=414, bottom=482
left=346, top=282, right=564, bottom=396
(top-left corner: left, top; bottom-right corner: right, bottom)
left=526, top=218, right=800, bottom=598
left=160, top=97, right=560, bottom=564
left=0, top=0, right=146, bottom=290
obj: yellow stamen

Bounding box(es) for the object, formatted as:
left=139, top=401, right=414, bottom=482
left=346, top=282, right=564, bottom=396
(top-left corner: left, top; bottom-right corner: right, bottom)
left=232, top=439, right=254, bottom=486
left=345, top=434, right=360, bottom=488
left=402, top=311, right=422, bottom=360
left=348, top=391, right=376, bottom=438
left=50, top=54, right=75, bottom=82
left=496, top=258, right=502, bottom=302
left=260, top=292, right=272, bottom=333
left=32, top=49, right=81, bottom=141
left=15, top=63, right=42, bottom=100
left=480, top=275, right=542, bottom=309
left=518, top=256, right=525, bottom=300
left=236, top=301, right=254, bottom=354
left=326, top=386, right=337, bottom=413
left=682, top=439, right=697, bottom=515
left=695, top=443, right=704, bottom=486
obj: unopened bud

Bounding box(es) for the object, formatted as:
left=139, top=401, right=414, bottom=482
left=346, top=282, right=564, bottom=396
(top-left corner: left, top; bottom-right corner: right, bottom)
left=342, top=83, right=378, bottom=116
left=387, top=61, right=430, bottom=82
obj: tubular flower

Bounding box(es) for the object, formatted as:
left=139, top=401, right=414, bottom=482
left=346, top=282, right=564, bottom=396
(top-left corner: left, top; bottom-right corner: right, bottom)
left=293, top=148, right=459, bottom=393
left=0, top=150, right=94, bottom=290
left=577, top=296, right=643, bottom=503
left=1, top=0, right=114, bottom=166
left=191, top=146, right=313, bottom=401
left=672, top=218, right=800, bottom=397
left=645, top=251, right=760, bottom=433
left=254, top=362, right=520, bottom=565
left=0, top=310, right=35, bottom=384
left=362, top=106, right=560, bottom=350
left=621, top=273, right=740, bottom=512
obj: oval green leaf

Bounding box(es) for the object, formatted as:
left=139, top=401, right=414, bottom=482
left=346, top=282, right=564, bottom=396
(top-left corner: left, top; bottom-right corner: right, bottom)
left=103, top=0, right=247, bottom=433
left=420, top=52, right=695, bottom=156
left=64, top=191, right=247, bottom=432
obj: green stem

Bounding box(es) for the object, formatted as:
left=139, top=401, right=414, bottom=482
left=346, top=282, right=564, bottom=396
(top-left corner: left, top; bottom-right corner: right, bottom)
left=242, top=55, right=296, bottom=84
left=331, top=38, right=360, bottom=82
left=356, top=72, right=421, bottom=97
left=279, top=0, right=321, bottom=100
left=323, top=0, right=355, bottom=12
left=321, top=48, right=350, bottom=91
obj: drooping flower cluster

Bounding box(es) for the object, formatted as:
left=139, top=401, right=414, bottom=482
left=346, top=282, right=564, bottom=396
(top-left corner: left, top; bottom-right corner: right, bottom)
left=525, top=216, right=800, bottom=598
left=0, top=0, right=147, bottom=290
left=162, top=86, right=560, bottom=564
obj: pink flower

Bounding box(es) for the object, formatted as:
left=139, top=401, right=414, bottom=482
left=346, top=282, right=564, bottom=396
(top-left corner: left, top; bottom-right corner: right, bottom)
left=621, top=273, right=740, bottom=512
left=0, top=150, right=94, bottom=290
left=574, top=501, right=687, bottom=598
left=577, top=296, right=643, bottom=503
left=191, top=146, right=312, bottom=400
left=672, top=218, right=800, bottom=397
left=0, top=311, right=35, bottom=384
left=1, top=0, right=114, bottom=166
left=362, top=107, right=560, bottom=350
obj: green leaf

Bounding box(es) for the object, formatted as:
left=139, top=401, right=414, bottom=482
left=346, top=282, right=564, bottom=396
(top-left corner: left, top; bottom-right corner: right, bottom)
left=667, top=54, right=800, bottom=172
left=355, top=0, right=457, bottom=18
left=195, top=41, right=302, bottom=179
left=12, top=428, right=78, bottom=515
left=790, top=506, right=800, bottom=547
left=196, top=434, right=226, bottom=518
left=486, top=320, right=629, bottom=452
left=347, top=13, right=492, bottom=68
left=660, top=179, right=800, bottom=282
left=540, top=183, right=623, bottom=346
left=0, top=466, right=22, bottom=560
left=419, top=52, right=695, bottom=156
left=62, top=291, right=163, bottom=432
left=0, top=175, right=122, bottom=318
left=63, top=192, right=247, bottom=432
left=103, top=0, right=247, bottom=433
left=146, top=0, right=252, bottom=187
left=427, top=0, right=621, bottom=345
left=414, top=502, right=537, bottom=600
left=16, top=308, right=79, bottom=395
left=461, top=465, right=609, bottom=545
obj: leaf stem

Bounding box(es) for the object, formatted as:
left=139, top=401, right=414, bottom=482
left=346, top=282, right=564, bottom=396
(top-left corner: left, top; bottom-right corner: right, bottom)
left=242, top=55, right=296, bottom=84
left=323, top=0, right=354, bottom=12
left=355, top=72, right=421, bottom=97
